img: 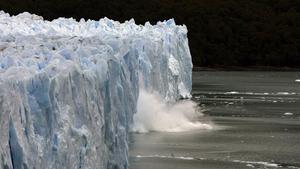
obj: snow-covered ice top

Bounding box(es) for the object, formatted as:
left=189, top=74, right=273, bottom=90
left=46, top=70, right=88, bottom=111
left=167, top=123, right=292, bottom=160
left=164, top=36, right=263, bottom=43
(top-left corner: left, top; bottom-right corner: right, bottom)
left=0, top=11, right=193, bottom=100
left=0, top=11, right=187, bottom=37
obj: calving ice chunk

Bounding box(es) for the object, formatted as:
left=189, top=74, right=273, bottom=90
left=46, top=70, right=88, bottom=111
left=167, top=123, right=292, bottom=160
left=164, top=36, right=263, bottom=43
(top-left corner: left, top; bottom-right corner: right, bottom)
left=0, top=11, right=193, bottom=169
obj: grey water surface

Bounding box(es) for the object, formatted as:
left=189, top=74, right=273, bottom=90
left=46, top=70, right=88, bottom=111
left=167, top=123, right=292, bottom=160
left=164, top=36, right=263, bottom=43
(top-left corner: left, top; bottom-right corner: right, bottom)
left=129, top=71, right=300, bottom=169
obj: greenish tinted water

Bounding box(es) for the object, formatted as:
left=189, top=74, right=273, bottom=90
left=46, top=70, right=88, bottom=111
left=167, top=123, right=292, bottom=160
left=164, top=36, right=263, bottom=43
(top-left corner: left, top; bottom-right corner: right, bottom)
left=129, top=71, right=300, bottom=169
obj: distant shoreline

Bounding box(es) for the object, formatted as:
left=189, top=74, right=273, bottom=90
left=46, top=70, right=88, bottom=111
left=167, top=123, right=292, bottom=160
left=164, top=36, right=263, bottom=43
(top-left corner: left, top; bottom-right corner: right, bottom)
left=193, top=66, right=300, bottom=72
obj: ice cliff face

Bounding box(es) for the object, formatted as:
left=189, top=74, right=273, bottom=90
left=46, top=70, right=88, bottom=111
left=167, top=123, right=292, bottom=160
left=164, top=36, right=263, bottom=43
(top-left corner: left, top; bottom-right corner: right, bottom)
left=0, top=11, right=193, bottom=169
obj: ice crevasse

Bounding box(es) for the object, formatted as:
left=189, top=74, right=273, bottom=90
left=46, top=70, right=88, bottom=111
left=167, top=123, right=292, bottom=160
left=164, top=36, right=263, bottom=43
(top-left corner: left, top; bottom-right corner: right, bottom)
left=0, top=11, right=193, bottom=169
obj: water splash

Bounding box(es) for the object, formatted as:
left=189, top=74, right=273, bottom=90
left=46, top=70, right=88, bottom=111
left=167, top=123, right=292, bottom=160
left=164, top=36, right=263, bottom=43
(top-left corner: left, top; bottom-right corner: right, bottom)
left=132, top=90, right=212, bottom=133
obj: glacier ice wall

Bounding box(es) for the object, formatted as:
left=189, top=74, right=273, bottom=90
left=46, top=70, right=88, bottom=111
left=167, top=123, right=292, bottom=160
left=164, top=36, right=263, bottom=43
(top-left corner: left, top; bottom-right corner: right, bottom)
left=0, top=11, right=193, bottom=169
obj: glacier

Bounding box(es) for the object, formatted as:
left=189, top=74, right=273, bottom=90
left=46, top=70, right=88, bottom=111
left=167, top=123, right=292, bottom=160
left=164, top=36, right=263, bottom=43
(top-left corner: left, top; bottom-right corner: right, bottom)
left=0, top=11, right=193, bottom=169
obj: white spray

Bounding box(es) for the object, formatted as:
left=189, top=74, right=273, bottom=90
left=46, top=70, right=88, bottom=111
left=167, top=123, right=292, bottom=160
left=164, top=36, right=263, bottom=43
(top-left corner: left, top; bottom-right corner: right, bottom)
left=132, top=90, right=212, bottom=133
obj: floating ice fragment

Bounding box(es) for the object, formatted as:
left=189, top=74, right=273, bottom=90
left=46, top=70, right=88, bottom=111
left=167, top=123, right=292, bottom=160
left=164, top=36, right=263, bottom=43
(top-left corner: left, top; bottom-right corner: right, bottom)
left=232, top=160, right=280, bottom=168
left=136, top=154, right=195, bottom=160
left=277, top=92, right=290, bottom=95
left=284, top=112, right=293, bottom=116
left=246, top=164, right=255, bottom=168
left=225, top=91, right=239, bottom=94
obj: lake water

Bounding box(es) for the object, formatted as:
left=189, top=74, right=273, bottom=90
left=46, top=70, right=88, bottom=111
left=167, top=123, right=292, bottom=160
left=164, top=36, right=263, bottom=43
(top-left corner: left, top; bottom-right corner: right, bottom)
left=129, top=71, right=300, bottom=169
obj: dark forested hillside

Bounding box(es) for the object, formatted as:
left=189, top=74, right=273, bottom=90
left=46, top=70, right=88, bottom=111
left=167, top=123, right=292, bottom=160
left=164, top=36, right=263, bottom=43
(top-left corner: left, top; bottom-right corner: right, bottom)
left=0, top=0, right=299, bottom=68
